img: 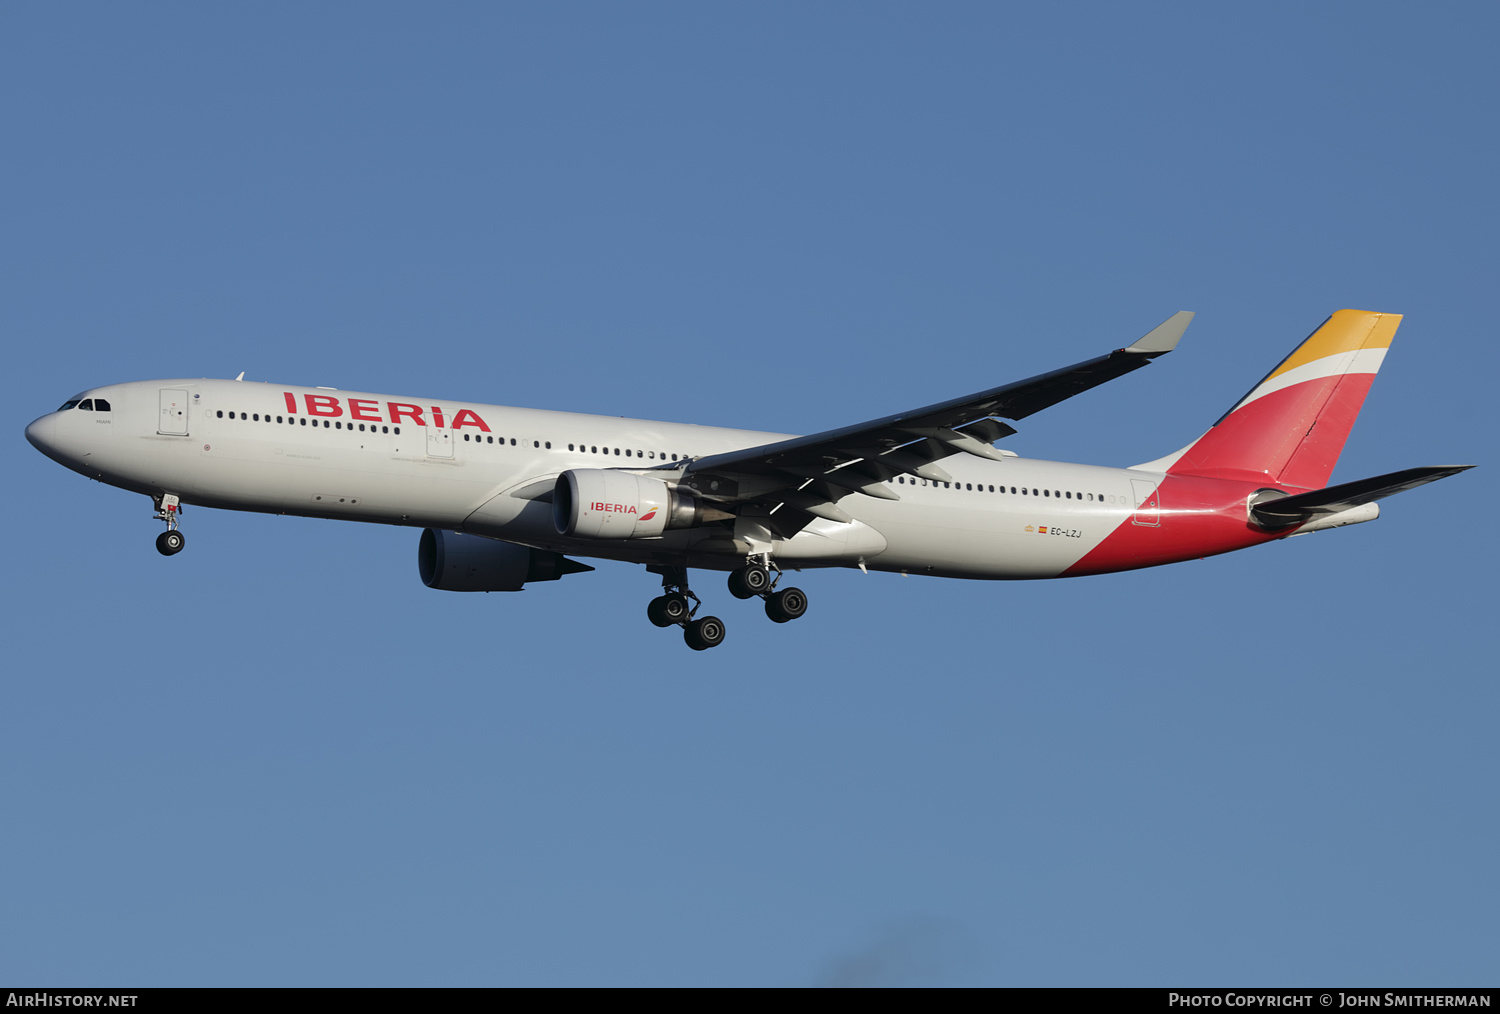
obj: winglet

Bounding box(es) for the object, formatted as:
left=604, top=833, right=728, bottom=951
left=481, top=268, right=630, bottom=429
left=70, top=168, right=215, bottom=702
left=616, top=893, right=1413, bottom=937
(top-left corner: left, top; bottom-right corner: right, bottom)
left=1125, top=311, right=1194, bottom=356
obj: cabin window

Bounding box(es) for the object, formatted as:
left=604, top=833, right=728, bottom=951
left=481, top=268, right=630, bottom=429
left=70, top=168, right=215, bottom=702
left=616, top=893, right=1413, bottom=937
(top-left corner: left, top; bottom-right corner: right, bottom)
left=58, top=400, right=81, bottom=411
left=216, top=410, right=223, bottom=418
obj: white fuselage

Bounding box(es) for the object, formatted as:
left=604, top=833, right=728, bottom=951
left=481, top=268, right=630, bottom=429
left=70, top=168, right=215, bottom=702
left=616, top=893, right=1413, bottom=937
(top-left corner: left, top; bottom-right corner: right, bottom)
left=27, top=377, right=1205, bottom=580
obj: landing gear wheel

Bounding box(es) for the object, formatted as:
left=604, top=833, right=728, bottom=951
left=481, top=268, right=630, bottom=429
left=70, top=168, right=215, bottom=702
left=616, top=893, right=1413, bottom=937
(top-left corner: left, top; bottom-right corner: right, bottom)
left=647, top=596, right=674, bottom=627
left=156, top=530, right=186, bottom=556
left=648, top=593, right=692, bottom=628
left=764, top=586, right=807, bottom=623
left=727, top=564, right=772, bottom=599
left=684, top=615, right=726, bottom=650
left=661, top=593, right=690, bottom=624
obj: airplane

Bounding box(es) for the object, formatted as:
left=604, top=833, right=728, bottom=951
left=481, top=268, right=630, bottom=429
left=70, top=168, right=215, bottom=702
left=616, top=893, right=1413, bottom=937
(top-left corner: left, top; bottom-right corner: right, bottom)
left=24, top=309, right=1472, bottom=650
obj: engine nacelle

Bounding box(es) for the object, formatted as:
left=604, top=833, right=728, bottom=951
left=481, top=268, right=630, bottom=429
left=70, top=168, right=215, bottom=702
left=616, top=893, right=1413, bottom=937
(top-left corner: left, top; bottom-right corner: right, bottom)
left=552, top=468, right=709, bottom=539
left=418, top=529, right=592, bottom=591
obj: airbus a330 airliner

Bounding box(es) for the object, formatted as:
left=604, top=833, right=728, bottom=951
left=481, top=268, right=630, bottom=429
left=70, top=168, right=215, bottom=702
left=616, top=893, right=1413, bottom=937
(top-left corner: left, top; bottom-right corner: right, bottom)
left=26, top=309, right=1471, bottom=649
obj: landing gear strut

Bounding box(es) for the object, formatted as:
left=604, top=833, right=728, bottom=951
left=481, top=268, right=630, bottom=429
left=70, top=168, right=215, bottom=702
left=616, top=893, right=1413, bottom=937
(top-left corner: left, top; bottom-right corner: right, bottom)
left=647, top=566, right=726, bottom=651
left=153, top=494, right=186, bottom=556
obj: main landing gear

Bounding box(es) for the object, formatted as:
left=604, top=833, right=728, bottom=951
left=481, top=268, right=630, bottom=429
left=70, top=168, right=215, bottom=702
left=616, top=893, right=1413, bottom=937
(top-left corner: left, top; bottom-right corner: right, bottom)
left=645, top=561, right=809, bottom=650
left=728, top=561, right=808, bottom=624
left=647, top=566, right=725, bottom=651
left=153, top=493, right=186, bottom=556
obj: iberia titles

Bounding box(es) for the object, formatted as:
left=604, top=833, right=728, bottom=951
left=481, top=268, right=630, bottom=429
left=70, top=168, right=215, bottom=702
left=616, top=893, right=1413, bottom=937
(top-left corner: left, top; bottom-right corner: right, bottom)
left=281, top=392, right=490, bottom=430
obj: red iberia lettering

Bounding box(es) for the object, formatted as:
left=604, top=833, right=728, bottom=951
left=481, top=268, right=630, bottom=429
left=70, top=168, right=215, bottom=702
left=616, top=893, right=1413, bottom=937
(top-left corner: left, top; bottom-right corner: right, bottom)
left=348, top=398, right=382, bottom=422
left=431, top=406, right=446, bottom=429
left=388, top=402, right=425, bottom=425
left=450, top=409, right=490, bottom=432
left=305, top=394, right=342, bottom=417
left=283, top=392, right=298, bottom=414
left=591, top=502, right=637, bottom=514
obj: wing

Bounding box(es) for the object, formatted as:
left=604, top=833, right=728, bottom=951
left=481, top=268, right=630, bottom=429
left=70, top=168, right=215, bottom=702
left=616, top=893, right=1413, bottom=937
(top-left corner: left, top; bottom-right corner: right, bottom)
left=679, top=312, right=1194, bottom=533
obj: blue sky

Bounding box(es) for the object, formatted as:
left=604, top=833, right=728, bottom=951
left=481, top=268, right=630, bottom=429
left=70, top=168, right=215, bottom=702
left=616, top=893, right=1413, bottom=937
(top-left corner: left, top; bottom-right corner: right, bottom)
left=4, top=2, right=1495, bottom=986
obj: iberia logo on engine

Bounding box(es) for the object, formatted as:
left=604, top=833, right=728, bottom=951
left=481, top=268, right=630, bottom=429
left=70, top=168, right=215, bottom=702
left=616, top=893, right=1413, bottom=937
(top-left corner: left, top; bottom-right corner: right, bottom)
left=590, top=502, right=638, bottom=514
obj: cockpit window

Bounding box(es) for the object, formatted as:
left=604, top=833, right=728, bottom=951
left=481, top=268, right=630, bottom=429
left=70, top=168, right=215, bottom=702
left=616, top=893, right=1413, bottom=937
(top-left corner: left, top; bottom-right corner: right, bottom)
left=79, top=399, right=94, bottom=410
left=58, top=400, right=81, bottom=411
left=93, top=399, right=111, bottom=411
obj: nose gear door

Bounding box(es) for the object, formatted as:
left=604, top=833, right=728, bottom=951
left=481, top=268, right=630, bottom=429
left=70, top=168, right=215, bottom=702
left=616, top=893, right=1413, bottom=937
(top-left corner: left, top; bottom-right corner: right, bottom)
left=158, top=389, right=189, bottom=435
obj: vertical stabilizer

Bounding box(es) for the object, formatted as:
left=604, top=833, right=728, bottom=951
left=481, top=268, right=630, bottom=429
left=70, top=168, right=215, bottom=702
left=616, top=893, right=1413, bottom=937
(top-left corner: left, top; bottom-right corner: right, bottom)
left=1137, top=310, right=1399, bottom=488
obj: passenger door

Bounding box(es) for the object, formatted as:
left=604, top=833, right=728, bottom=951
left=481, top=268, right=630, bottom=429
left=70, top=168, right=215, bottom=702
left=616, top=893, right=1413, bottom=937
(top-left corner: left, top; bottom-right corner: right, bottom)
left=158, top=389, right=189, bottom=435
left=425, top=422, right=453, bottom=458
left=1130, top=478, right=1160, bottom=527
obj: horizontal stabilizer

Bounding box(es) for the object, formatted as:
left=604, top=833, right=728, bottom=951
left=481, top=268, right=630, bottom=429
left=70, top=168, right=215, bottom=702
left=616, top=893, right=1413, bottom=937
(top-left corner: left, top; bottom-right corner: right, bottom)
left=1251, top=465, right=1474, bottom=527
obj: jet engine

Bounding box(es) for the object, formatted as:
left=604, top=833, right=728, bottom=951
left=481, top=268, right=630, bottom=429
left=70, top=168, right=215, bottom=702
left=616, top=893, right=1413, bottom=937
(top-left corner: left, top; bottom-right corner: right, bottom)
left=552, top=468, right=719, bottom=539
left=418, top=529, right=593, bottom=591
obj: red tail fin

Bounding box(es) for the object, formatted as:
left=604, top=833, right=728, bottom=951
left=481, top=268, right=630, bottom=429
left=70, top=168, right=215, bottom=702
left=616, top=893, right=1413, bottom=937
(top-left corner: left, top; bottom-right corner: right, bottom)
left=1137, top=310, right=1400, bottom=488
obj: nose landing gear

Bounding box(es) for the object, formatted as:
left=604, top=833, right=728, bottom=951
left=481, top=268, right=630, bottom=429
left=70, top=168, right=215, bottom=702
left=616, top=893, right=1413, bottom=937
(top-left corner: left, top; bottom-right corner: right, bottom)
left=153, top=493, right=186, bottom=556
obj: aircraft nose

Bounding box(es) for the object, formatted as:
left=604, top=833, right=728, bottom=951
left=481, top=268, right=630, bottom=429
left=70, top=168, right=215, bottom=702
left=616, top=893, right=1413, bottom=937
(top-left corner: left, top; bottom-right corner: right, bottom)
left=25, top=414, right=57, bottom=455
